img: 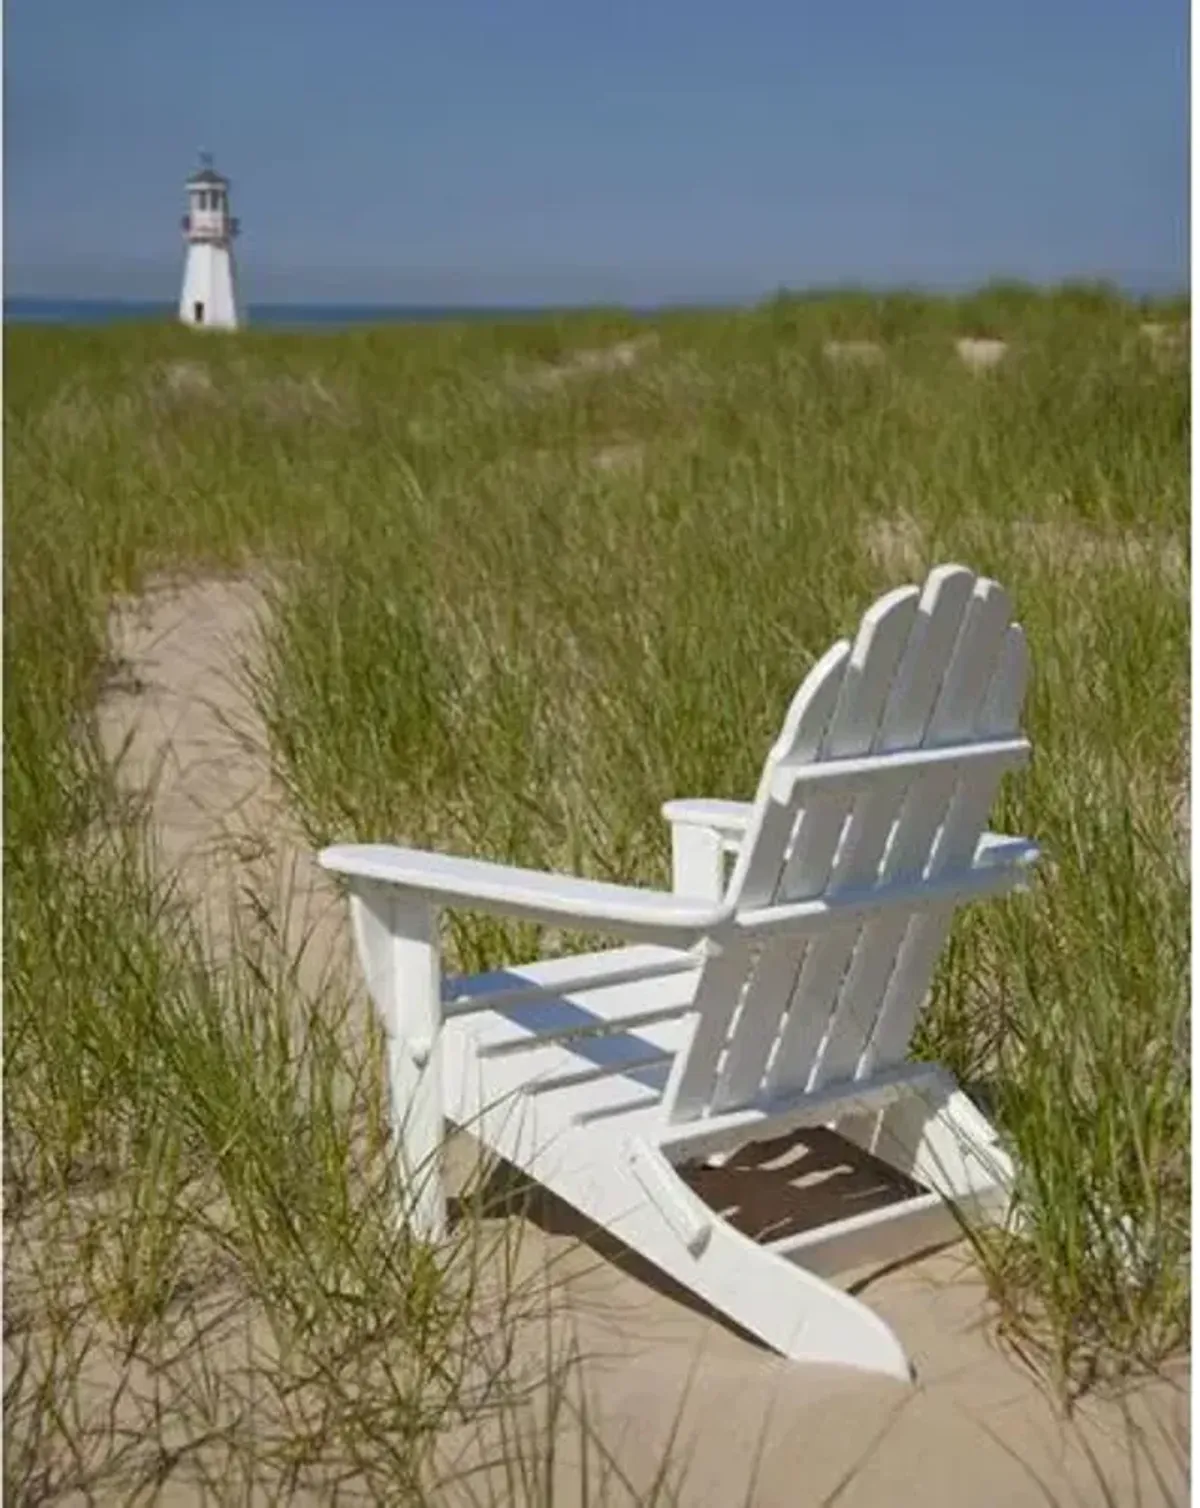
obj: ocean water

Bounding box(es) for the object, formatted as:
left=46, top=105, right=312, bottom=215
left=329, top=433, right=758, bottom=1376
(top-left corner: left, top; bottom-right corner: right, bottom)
left=3, top=298, right=645, bottom=329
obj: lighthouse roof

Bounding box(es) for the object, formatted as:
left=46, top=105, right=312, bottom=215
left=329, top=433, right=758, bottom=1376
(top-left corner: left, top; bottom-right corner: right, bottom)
left=188, top=152, right=228, bottom=186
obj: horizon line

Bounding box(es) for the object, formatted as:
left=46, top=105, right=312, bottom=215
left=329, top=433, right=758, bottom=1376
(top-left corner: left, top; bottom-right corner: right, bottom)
left=5, top=278, right=1191, bottom=314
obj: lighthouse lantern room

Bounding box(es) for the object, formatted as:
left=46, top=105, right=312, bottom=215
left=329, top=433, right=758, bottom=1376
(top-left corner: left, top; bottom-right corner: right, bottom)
left=179, top=154, right=241, bottom=330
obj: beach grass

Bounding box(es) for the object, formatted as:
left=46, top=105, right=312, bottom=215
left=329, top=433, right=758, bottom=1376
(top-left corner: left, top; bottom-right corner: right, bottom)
left=4, top=283, right=1189, bottom=1498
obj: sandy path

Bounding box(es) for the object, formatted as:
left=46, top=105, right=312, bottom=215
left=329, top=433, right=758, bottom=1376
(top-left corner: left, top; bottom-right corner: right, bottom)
left=100, top=573, right=355, bottom=1008
left=94, top=574, right=1189, bottom=1507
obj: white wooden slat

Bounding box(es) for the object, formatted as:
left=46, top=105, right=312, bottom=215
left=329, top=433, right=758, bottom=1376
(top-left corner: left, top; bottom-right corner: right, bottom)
left=439, top=947, right=699, bottom=1115
left=481, top=1051, right=670, bottom=1132
left=823, top=587, right=923, bottom=754
left=729, top=640, right=852, bottom=908
left=793, top=776, right=958, bottom=1094
left=921, top=625, right=1030, bottom=890
left=759, top=917, right=858, bottom=1092
left=472, top=967, right=700, bottom=1056
left=664, top=641, right=849, bottom=1121
left=766, top=1191, right=956, bottom=1276
left=858, top=619, right=1030, bottom=1077
left=881, top=769, right=960, bottom=882
left=764, top=790, right=913, bottom=1095
left=521, top=1029, right=681, bottom=1097
left=655, top=1062, right=951, bottom=1162
left=832, top=778, right=1013, bottom=1085
left=478, top=996, right=697, bottom=1057
left=809, top=909, right=923, bottom=1088
left=706, top=931, right=807, bottom=1106
left=472, top=1055, right=944, bottom=1168
left=775, top=586, right=924, bottom=914
left=763, top=570, right=982, bottom=1098
left=925, top=580, right=1013, bottom=743
left=922, top=631, right=1030, bottom=887
left=877, top=565, right=976, bottom=751
left=708, top=588, right=920, bottom=1113
left=928, top=765, right=1013, bottom=882
left=444, top=945, right=698, bottom=1018
left=861, top=843, right=1025, bottom=1078
left=809, top=576, right=1021, bottom=1091
left=771, top=588, right=925, bottom=906
left=750, top=784, right=905, bottom=1103
left=729, top=850, right=1029, bottom=935
left=776, top=794, right=853, bottom=904
left=771, top=735, right=1030, bottom=800
left=811, top=596, right=1017, bottom=1090
left=759, top=850, right=1031, bottom=1097
left=978, top=624, right=1030, bottom=738
left=662, top=940, right=760, bottom=1122
left=444, top=1014, right=683, bottom=1129
left=861, top=567, right=993, bottom=888
left=451, top=1019, right=681, bottom=1110
left=445, top=943, right=684, bottom=999
left=525, top=1046, right=676, bottom=1096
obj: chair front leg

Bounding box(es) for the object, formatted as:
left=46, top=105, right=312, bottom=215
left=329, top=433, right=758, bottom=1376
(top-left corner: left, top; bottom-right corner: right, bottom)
left=349, top=882, right=447, bottom=1239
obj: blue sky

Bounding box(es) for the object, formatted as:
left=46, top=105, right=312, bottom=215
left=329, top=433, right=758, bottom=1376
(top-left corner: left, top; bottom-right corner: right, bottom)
left=5, top=0, right=1189, bottom=305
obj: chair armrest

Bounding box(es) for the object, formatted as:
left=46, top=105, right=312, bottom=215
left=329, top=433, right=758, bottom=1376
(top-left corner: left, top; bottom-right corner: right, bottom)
left=320, top=843, right=732, bottom=946
left=660, top=798, right=755, bottom=837
left=975, top=833, right=1040, bottom=869
left=660, top=798, right=754, bottom=901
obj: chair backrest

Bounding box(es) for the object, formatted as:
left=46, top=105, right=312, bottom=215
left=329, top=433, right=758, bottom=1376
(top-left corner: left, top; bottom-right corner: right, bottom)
left=664, top=564, right=1030, bottom=1124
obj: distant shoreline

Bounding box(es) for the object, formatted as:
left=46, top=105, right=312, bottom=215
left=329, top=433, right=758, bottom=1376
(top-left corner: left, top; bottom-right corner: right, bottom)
left=5, top=284, right=1187, bottom=331
left=2, top=298, right=679, bottom=329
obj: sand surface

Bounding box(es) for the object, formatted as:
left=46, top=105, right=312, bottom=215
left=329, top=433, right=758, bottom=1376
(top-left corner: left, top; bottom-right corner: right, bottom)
left=91, top=573, right=1189, bottom=1506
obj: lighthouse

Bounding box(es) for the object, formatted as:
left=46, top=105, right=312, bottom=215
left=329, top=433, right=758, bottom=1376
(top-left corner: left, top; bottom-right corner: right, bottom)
left=179, top=154, right=241, bottom=330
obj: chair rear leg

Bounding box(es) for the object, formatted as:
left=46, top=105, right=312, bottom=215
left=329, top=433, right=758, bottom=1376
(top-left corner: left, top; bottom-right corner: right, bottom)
left=833, top=1073, right=1016, bottom=1226
left=616, top=1141, right=916, bottom=1380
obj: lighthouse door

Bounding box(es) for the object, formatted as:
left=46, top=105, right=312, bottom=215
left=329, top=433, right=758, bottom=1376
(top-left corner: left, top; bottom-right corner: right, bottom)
left=193, top=301, right=205, bottom=324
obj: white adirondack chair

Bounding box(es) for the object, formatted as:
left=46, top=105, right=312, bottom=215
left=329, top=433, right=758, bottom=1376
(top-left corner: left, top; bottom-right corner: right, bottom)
left=321, top=564, right=1039, bottom=1381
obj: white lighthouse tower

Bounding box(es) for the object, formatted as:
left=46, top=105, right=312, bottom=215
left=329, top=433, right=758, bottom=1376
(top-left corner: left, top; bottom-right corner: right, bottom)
left=179, top=154, right=241, bottom=330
